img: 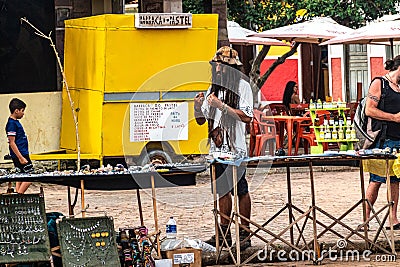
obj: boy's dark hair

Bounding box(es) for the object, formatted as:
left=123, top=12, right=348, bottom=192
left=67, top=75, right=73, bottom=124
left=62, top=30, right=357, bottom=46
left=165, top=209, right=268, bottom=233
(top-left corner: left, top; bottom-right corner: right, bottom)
left=9, top=98, right=26, bottom=114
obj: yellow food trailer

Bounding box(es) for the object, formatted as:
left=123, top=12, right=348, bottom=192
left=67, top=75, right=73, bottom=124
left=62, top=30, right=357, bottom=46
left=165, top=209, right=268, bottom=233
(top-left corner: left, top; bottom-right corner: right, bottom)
left=59, top=14, right=218, bottom=165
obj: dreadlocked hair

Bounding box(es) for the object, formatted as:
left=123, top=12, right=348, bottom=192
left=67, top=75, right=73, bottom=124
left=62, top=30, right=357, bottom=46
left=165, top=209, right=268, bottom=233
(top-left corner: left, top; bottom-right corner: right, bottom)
left=207, top=63, right=241, bottom=151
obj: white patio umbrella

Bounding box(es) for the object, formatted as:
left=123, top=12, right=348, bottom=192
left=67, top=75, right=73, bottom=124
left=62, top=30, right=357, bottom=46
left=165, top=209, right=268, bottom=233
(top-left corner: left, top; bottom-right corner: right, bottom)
left=227, top=21, right=288, bottom=46
left=320, top=18, right=400, bottom=57
left=247, top=17, right=353, bottom=100
left=248, top=17, right=353, bottom=44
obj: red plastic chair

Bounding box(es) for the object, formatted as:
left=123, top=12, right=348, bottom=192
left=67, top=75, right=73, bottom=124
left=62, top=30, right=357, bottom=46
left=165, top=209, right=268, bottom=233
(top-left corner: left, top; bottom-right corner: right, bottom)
left=269, top=103, right=289, bottom=116
left=294, top=110, right=331, bottom=154
left=294, top=117, right=316, bottom=155
left=251, top=109, right=279, bottom=156
left=290, top=103, right=308, bottom=116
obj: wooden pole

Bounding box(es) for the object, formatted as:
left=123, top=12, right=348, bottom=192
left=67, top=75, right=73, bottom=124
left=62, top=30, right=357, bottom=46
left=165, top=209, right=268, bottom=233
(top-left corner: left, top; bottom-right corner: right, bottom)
left=81, top=180, right=85, bottom=217
left=286, top=165, right=294, bottom=245
left=151, top=175, right=161, bottom=257
left=67, top=186, right=74, bottom=216
left=233, top=166, right=240, bottom=265
left=385, top=159, right=395, bottom=253
left=136, top=189, right=144, bottom=226
left=309, top=161, right=320, bottom=262
left=211, top=164, right=220, bottom=260
left=359, top=160, right=369, bottom=249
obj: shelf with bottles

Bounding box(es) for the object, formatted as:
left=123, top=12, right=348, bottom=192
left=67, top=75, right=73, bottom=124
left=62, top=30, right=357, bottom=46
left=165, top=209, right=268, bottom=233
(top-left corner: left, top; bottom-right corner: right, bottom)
left=315, top=139, right=359, bottom=142
left=308, top=98, right=358, bottom=154
left=309, top=107, right=349, bottom=111
left=315, top=124, right=357, bottom=142
left=309, top=98, right=347, bottom=110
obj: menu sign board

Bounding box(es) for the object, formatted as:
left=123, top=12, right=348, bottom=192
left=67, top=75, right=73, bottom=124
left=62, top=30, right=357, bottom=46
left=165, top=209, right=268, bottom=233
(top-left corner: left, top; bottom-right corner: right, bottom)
left=135, top=13, right=192, bottom=29
left=130, top=102, right=189, bottom=142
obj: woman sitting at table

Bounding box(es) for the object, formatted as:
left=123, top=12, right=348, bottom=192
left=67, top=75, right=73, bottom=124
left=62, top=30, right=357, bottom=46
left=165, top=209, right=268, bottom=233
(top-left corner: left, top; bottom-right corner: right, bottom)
left=282, top=81, right=300, bottom=113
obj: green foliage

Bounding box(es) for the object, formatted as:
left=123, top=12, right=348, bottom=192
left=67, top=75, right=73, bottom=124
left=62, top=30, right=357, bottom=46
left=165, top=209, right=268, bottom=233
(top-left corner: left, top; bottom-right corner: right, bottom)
left=182, top=0, right=205, bottom=14
left=300, top=0, right=399, bottom=28
left=183, top=0, right=400, bottom=30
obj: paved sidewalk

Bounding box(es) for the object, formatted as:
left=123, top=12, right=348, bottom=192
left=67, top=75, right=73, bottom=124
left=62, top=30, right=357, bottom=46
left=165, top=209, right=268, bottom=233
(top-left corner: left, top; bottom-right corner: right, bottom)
left=2, top=166, right=399, bottom=265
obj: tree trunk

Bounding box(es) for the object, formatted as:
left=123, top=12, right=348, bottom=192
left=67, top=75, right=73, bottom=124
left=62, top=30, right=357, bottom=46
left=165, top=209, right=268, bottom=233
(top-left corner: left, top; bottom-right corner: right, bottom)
left=212, top=0, right=229, bottom=47
left=249, top=42, right=300, bottom=105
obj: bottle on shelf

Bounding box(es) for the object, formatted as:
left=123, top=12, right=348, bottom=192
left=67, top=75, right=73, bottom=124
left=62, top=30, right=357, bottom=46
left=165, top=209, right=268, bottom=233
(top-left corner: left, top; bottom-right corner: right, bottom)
left=332, top=125, right=338, bottom=140
left=345, top=126, right=352, bottom=140
left=329, top=115, right=334, bottom=126
left=337, top=98, right=342, bottom=108
left=346, top=115, right=352, bottom=126
left=324, top=124, right=331, bottom=140
left=350, top=126, right=356, bottom=140
left=323, top=115, right=328, bottom=126
left=314, top=117, right=320, bottom=126
left=309, top=99, right=315, bottom=109
left=319, top=125, right=325, bottom=140
left=316, top=99, right=322, bottom=109
left=338, top=125, right=344, bottom=140
left=333, top=114, right=339, bottom=126
left=338, top=115, right=344, bottom=126
left=166, top=216, right=177, bottom=239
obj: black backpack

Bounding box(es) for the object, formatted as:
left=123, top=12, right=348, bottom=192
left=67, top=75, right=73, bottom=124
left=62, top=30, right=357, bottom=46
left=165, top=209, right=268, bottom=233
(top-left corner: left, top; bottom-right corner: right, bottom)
left=354, top=77, right=388, bottom=150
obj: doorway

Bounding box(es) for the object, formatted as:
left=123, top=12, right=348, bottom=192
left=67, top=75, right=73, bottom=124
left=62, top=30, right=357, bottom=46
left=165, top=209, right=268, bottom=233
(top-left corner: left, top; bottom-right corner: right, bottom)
left=346, top=44, right=368, bottom=102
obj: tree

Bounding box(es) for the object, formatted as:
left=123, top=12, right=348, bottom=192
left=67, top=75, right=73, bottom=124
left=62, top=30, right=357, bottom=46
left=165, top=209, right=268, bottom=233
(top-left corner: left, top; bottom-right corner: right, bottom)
left=183, top=0, right=400, bottom=101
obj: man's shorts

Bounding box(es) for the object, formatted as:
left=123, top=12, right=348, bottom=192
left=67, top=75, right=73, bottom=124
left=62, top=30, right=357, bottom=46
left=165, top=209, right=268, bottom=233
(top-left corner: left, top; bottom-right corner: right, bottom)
left=12, top=155, right=33, bottom=173
left=210, top=163, right=249, bottom=196
left=370, top=139, right=400, bottom=184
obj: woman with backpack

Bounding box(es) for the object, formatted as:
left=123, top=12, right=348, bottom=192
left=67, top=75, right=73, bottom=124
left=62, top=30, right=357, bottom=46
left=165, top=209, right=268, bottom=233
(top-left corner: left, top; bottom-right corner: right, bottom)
left=363, top=55, right=400, bottom=231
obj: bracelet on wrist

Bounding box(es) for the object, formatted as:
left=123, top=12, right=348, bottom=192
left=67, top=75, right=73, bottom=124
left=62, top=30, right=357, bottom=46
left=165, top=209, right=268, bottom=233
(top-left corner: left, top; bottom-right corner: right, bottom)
left=219, top=103, right=228, bottom=114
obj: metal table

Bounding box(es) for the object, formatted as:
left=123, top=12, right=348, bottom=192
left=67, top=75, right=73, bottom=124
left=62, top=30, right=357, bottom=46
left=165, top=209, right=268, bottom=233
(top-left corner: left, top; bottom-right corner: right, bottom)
left=0, top=164, right=206, bottom=257
left=211, top=153, right=396, bottom=266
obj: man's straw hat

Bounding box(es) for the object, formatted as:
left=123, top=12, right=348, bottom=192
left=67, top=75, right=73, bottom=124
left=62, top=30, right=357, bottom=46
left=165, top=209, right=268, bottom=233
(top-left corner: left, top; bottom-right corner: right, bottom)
left=211, top=46, right=243, bottom=66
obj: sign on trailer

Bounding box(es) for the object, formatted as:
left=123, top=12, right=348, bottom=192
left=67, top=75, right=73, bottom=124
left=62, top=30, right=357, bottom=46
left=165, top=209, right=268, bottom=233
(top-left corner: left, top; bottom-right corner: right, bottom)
left=135, top=13, right=192, bottom=29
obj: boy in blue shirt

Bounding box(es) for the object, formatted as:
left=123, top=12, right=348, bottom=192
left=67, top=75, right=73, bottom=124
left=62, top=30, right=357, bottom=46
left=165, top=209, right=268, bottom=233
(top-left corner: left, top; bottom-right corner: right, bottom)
left=6, top=98, right=33, bottom=193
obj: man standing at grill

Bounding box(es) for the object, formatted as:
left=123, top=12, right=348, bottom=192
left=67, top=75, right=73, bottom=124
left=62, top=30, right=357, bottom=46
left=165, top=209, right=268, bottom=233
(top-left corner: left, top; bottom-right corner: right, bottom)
left=194, top=46, right=253, bottom=249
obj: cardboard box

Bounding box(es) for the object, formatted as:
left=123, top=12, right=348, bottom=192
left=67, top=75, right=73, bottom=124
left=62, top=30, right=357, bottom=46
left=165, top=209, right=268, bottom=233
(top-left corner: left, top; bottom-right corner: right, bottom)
left=164, top=248, right=202, bottom=267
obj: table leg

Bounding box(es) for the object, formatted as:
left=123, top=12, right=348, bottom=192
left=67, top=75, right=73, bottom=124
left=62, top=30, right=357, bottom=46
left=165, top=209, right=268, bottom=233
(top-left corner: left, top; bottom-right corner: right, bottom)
left=233, top=165, right=240, bottom=266
left=309, top=161, right=319, bottom=261
left=287, top=120, right=293, bottom=156
left=286, top=165, right=294, bottom=245
left=151, top=175, right=161, bottom=257
left=136, top=189, right=144, bottom=226
left=211, top=164, right=220, bottom=259
left=67, top=186, right=74, bottom=216
left=359, top=159, right=369, bottom=249
left=80, top=180, right=85, bottom=217
left=278, top=122, right=284, bottom=149
left=385, top=159, right=395, bottom=253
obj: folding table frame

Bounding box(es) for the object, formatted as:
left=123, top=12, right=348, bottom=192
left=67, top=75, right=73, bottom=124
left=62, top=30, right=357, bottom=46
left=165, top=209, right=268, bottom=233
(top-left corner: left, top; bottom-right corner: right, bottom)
left=211, top=154, right=397, bottom=266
